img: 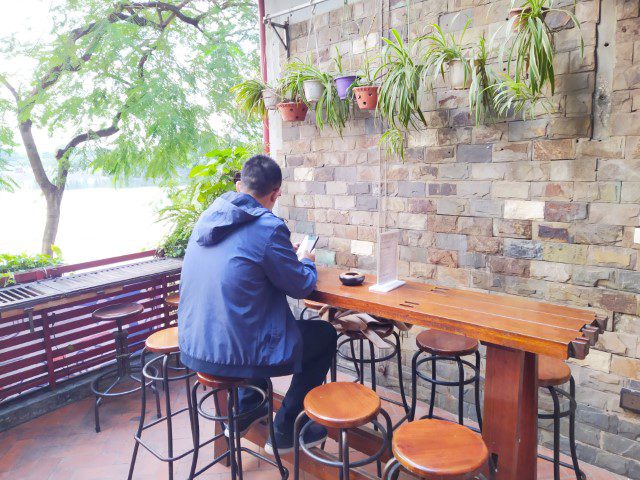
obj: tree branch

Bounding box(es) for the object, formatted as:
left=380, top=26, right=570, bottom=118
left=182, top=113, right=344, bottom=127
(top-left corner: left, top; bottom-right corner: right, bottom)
left=55, top=112, right=122, bottom=162
left=0, top=75, right=19, bottom=102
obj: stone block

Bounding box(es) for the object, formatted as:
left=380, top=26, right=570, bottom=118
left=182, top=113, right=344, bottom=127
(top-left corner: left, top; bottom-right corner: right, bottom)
left=457, top=217, right=493, bottom=236
left=598, top=159, right=640, bottom=182
left=589, top=246, right=635, bottom=268
left=572, top=224, right=624, bottom=245
left=538, top=225, right=570, bottom=243
left=398, top=212, right=428, bottom=230
left=468, top=236, right=503, bottom=254
left=611, top=112, right=640, bottom=135
left=489, top=257, right=530, bottom=277
left=598, top=290, right=638, bottom=315
left=635, top=228, right=640, bottom=244
left=429, top=215, right=458, bottom=233
left=543, top=244, right=589, bottom=265
left=334, top=196, right=355, bottom=210
left=397, top=181, right=427, bottom=198
left=508, top=119, right=548, bottom=141
left=616, top=270, right=640, bottom=294
left=493, top=142, right=529, bottom=162
left=428, top=183, right=457, bottom=196
left=425, top=146, right=455, bottom=163
left=570, top=349, right=612, bottom=373
left=611, top=356, right=640, bottom=380
left=408, top=198, right=435, bottom=214
left=456, top=181, right=492, bottom=198
left=504, top=239, right=543, bottom=260
left=437, top=198, right=469, bottom=216
left=469, top=199, right=503, bottom=218
left=530, top=261, right=572, bottom=282
left=622, top=183, right=640, bottom=203
left=550, top=158, right=597, bottom=181
left=533, top=139, right=575, bottom=160
left=470, top=163, right=508, bottom=180
left=571, top=265, right=614, bottom=287
left=544, top=202, right=588, bottom=222
left=504, top=200, right=545, bottom=220
left=578, top=137, right=625, bottom=158
left=439, top=163, right=469, bottom=179
left=494, top=219, right=533, bottom=239
left=435, top=233, right=468, bottom=251
left=457, top=143, right=492, bottom=163
left=589, top=203, right=640, bottom=226
left=355, top=195, right=378, bottom=211
left=491, top=181, right=530, bottom=199
left=427, top=249, right=458, bottom=267
left=458, top=252, right=486, bottom=268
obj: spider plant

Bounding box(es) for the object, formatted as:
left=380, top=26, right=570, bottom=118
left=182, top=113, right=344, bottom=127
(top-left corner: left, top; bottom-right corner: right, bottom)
left=503, top=0, right=583, bottom=95
left=284, top=59, right=349, bottom=134
left=278, top=64, right=306, bottom=102
left=380, top=128, right=405, bottom=160
left=333, top=47, right=358, bottom=100
left=375, top=29, right=428, bottom=132
left=422, top=19, right=472, bottom=90
left=491, top=74, right=552, bottom=120
left=468, top=36, right=497, bottom=126
left=231, top=78, right=278, bottom=120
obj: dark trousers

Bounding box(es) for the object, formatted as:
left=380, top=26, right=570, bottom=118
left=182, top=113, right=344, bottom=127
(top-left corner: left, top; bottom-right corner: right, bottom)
left=237, top=319, right=337, bottom=435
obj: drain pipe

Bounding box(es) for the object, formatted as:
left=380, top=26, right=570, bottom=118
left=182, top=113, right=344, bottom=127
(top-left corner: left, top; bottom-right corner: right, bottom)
left=258, top=0, right=270, bottom=154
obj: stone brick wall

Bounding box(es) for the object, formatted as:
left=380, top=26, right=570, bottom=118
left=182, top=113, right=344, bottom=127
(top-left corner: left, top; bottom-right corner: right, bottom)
left=269, top=0, right=640, bottom=476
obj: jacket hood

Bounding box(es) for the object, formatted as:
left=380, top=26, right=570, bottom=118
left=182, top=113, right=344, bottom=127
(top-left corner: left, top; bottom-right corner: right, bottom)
left=194, top=192, right=270, bottom=246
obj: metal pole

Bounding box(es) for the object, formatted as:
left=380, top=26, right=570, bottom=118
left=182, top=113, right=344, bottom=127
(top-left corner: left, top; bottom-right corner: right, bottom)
left=257, top=0, right=270, bottom=154
left=263, top=0, right=333, bottom=23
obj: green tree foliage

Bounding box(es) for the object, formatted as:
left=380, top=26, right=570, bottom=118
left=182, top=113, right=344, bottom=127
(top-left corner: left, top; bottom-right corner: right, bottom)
left=0, top=1, right=260, bottom=253
left=158, top=144, right=258, bottom=258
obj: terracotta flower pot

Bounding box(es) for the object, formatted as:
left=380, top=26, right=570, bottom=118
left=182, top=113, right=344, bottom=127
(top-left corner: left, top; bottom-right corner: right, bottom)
left=13, top=268, right=46, bottom=284
left=449, top=60, right=471, bottom=90
left=277, top=101, right=308, bottom=122
left=353, top=86, right=380, bottom=110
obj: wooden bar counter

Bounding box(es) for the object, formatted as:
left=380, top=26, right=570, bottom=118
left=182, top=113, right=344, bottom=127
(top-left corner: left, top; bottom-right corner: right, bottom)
left=305, top=267, right=604, bottom=480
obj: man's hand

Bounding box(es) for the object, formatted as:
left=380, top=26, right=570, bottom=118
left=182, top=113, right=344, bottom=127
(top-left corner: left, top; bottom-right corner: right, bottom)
left=293, top=242, right=300, bottom=251
left=302, top=250, right=316, bottom=262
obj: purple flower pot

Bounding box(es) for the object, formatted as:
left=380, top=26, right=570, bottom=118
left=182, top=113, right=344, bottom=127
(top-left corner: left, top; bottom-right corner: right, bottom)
left=335, top=75, right=357, bottom=100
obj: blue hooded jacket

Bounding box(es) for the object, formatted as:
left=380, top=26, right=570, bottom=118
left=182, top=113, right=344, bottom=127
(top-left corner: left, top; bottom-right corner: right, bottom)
left=178, top=191, right=317, bottom=379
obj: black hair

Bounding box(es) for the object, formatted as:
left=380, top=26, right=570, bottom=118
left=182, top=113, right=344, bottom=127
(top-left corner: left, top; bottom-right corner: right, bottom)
left=240, top=154, right=282, bottom=196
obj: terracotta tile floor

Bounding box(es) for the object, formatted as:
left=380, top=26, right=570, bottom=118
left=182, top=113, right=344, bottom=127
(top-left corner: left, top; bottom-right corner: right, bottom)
left=0, top=373, right=622, bottom=480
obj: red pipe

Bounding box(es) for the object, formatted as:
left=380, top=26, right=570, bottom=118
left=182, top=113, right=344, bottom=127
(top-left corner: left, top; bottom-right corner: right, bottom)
left=258, top=0, right=270, bottom=154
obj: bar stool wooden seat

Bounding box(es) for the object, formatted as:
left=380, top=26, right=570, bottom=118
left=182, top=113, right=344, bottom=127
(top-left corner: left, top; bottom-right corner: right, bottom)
left=189, top=372, right=287, bottom=479
left=537, top=356, right=583, bottom=480
left=91, top=302, right=159, bottom=432
left=128, top=326, right=196, bottom=480
left=294, top=382, right=392, bottom=480
left=410, top=330, right=483, bottom=430
left=382, top=418, right=490, bottom=479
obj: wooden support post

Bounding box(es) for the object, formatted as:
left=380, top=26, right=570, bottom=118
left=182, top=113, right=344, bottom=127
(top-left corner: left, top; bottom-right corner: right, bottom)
left=482, top=344, right=538, bottom=480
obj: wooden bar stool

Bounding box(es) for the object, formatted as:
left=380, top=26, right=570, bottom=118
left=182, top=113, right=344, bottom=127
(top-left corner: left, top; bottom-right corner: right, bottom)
left=189, top=373, right=288, bottom=479
left=91, top=302, right=159, bottom=433
left=382, top=418, right=492, bottom=479
left=537, top=356, right=583, bottom=480
left=410, top=330, right=482, bottom=430
left=293, top=382, right=392, bottom=480
left=336, top=325, right=410, bottom=424
left=128, top=327, right=200, bottom=480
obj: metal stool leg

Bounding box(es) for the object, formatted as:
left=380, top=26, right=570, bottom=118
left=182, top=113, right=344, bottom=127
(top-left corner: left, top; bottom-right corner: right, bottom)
left=474, top=351, right=483, bottom=431
left=227, top=388, right=238, bottom=480
left=428, top=356, right=437, bottom=418
left=393, top=332, right=409, bottom=414
left=456, top=356, right=465, bottom=425
left=340, top=429, right=350, bottom=479
left=127, top=349, right=149, bottom=480
left=549, top=386, right=561, bottom=480
left=409, top=350, right=420, bottom=421
left=266, top=380, right=288, bottom=478
left=161, top=355, right=174, bottom=480
left=188, top=382, right=201, bottom=480
left=232, top=388, right=244, bottom=480
left=382, top=459, right=401, bottom=480
left=293, top=411, right=307, bottom=480
left=358, top=338, right=365, bottom=384
left=568, top=377, right=583, bottom=479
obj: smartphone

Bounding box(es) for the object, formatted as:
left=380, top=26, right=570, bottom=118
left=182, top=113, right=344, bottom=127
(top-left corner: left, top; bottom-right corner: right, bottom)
left=297, top=235, right=319, bottom=260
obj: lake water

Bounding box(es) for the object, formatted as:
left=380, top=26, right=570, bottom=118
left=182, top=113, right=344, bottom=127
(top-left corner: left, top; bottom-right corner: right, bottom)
left=0, top=187, right=170, bottom=264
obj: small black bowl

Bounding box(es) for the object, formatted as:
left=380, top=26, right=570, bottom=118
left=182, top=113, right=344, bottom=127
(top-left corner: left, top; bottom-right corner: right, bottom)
left=339, top=271, right=365, bottom=286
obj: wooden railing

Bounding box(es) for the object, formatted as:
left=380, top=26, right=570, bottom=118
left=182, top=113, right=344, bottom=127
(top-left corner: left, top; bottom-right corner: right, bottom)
left=0, top=252, right=179, bottom=404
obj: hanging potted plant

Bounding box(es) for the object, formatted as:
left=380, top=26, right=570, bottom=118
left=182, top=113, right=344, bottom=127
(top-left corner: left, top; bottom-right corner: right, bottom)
left=231, top=78, right=280, bottom=119
left=333, top=48, right=358, bottom=100
left=277, top=67, right=308, bottom=122
left=283, top=57, right=326, bottom=104
left=491, top=74, right=553, bottom=120
left=502, top=0, right=583, bottom=95
left=352, top=54, right=381, bottom=111
left=468, top=36, right=498, bottom=126
left=375, top=29, right=428, bottom=158
left=422, top=20, right=472, bottom=90
left=284, top=59, right=349, bottom=134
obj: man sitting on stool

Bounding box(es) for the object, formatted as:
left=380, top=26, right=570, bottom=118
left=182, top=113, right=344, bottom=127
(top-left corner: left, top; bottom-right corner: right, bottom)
left=178, top=154, right=337, bottom=453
